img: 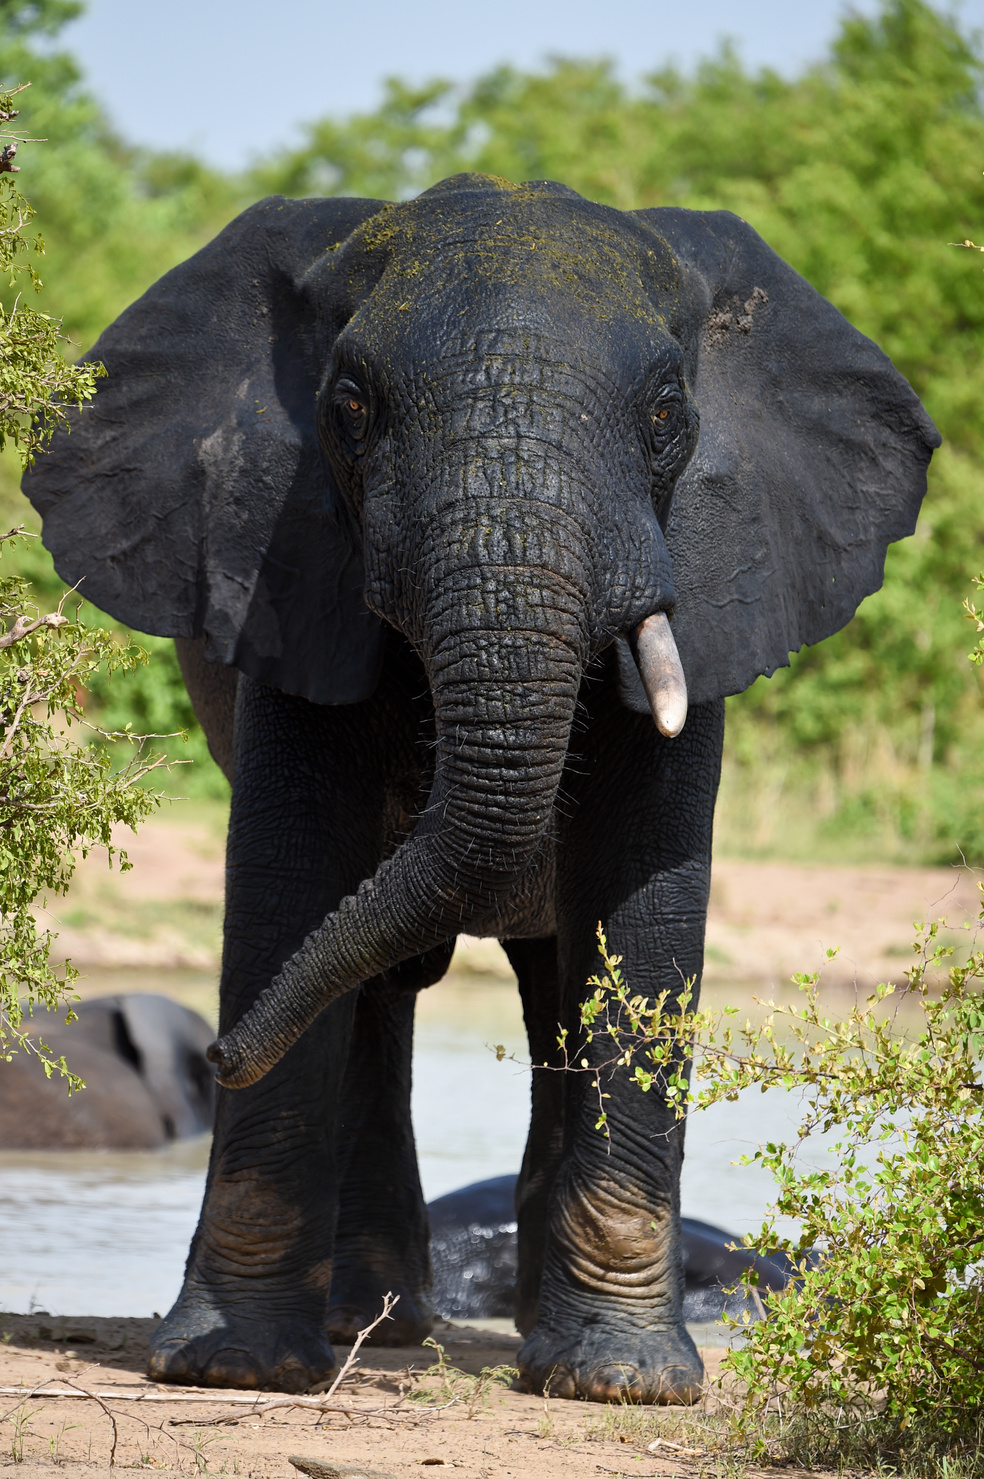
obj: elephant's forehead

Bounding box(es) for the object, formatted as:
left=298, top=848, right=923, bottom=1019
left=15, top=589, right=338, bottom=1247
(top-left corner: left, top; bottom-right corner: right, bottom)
left=382, top=228, right=663, bottom=329
left=392, top=331, right=679, bottom=427
left=351, top=302, right=678, bottom=410
left=350, top=256, right=679, bottom=382
left=340, top=180, right=683, bottom=350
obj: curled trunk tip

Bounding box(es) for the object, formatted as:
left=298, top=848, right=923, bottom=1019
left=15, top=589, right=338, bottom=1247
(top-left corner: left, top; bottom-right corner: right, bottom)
left=206, top=1036, right=257, bottom=1090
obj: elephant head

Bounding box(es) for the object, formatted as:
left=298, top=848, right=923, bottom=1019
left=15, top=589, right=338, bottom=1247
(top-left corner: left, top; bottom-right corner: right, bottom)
left=25, top=175, right=939, bottom=1087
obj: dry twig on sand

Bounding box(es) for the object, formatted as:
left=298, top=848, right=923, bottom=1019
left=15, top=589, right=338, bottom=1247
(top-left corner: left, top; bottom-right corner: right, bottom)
left=0, top=1371, right=199, bottom=1469
left=0, top=1296, right=468, bottom=1450
left=170, top=1293, right=454, bottom=1429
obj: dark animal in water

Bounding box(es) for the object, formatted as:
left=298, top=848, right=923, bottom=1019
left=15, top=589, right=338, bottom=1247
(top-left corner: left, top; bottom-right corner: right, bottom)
left=0, top=994, right=215, bottom=1149
left=427, top=1175, right=791, bottom=1324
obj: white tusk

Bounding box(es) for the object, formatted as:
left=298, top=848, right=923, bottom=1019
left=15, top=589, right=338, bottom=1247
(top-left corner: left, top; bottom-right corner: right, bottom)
left=631, top=612, right=688, bottom=738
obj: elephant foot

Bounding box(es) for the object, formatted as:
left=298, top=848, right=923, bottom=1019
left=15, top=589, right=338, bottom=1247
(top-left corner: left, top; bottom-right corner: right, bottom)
left=148, top=1293, right=337, bottom=1393
left=326, top=1267, right=434, bottom=1346
left=516, top=1320, right=703, bottom=1404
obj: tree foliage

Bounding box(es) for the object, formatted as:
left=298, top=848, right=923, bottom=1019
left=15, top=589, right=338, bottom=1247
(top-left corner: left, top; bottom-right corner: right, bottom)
left=0, top=10, right=237, bottom=354
left=0, top=76, right=103, bottom=458
left=0, top=57, right=168, bottom=1078
left=0, top=2, right=81, bottom=36
left=0, top=536, right=166, bottom=1082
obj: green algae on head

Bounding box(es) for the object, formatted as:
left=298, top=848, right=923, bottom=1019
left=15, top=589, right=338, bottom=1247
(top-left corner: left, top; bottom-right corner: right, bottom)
left=329, top=173, right=686, bottom=340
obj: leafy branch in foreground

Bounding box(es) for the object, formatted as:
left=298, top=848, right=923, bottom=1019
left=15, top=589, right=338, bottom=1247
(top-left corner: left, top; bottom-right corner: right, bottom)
left=0, top=79, right=171, bottom=1085
left=0, top=80, right=103, bottom=462
left=0, top=529, right=170, bottom=1085
left=410, top=1338, right=516, bottom=1418
left=581, top=914, right=984, bottom=1466
left=964, top=569, right=984, bottom=668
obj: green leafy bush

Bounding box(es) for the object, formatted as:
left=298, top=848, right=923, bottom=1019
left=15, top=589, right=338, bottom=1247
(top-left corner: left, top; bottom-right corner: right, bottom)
left=0, top=71, right=103, bottom=457
left=0, top=64, right=171, bottom=1078
left=580, top=916, right=984, bottom=1471
left=0, top=533, right=167, bottom=1082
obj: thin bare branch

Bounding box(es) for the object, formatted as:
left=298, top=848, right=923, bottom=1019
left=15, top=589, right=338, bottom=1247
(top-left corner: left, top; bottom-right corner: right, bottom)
left=0, top=610, right=68, bottom=647
left=60, top=1379, right=119, bottom=1467
left=322, top=1290, right=400, bottom=1400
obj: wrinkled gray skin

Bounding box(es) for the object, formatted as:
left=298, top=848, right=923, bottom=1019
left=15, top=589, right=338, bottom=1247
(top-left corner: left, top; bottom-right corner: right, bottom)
left=427, top=1175, right=792, bottom=1325
left=24, top=175, right=939, bottom=1403
left=0, top=994, right=215, bottom=1149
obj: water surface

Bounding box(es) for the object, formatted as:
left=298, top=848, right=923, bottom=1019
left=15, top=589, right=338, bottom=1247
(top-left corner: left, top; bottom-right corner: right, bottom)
left=0, top=969, right=812, bottom=1319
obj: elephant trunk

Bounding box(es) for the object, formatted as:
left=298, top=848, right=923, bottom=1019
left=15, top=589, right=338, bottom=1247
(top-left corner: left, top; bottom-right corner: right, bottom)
left=208, top=545, right=586, bottom=1089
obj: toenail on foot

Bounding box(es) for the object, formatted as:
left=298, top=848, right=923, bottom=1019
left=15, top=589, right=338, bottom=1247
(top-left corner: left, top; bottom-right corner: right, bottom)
left=147, top=1341, right=192, bottom=1382
left=203, top=1348, right=263, bottom=1388
left=656, top=1365, right=702, bottom=1404
left=541, top=1365, right=576, bottom=1399
left=591, top=1363, right=643, bottom=1401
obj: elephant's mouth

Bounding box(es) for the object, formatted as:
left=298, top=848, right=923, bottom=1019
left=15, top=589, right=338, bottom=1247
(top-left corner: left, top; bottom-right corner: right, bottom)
left=628, top=612, right=688, bottom=738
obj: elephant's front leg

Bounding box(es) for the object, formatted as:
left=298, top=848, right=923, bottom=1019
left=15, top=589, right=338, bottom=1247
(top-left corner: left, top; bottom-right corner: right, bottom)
left=517, top=695, right=725, bottom=1404
left=502, top=937, right=566, bottom=1336
left=149, top=678, right=387, bottom=1392
left=327, top=943, right=455, bottom=1346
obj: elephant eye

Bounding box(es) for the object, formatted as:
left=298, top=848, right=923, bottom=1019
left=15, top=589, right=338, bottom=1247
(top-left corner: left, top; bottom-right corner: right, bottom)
left=331, top=376, right=372, bottom=448
left=648, top=393, right=682, bottom=440
left=644, top=390, right=691, bottom=475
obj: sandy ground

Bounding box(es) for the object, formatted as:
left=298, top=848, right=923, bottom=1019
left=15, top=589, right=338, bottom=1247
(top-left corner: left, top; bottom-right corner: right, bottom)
left=0, top=1314, right=761, bottom=1479
left=42, top=807, right=983, bottom=992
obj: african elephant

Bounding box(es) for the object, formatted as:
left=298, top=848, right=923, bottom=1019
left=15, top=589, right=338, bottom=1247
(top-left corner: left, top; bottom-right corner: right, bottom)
left=25, top=174, right=938, bottom=1402
left=0, top=994, right=215, bottom=1149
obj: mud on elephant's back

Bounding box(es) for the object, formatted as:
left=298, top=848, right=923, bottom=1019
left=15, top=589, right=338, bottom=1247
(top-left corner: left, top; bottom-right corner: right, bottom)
left=0, top=994, right=216, bottom=1150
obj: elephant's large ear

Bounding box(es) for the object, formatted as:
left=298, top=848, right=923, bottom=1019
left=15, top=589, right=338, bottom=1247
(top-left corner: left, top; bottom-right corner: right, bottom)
left=637, top=207, right=941, bottom=705
left=23, top=195, right=388, bottom=704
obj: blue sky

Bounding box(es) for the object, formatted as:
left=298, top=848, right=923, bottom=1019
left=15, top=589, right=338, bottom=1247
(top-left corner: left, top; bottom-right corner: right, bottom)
left=63, top=0, right=984, bottom=172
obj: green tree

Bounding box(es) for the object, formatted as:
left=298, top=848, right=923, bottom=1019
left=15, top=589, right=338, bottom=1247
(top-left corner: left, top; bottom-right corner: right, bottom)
left=0, top=1, right=238, bottom=353
left=0, top=77, right=167, bottom=1080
